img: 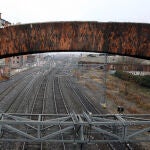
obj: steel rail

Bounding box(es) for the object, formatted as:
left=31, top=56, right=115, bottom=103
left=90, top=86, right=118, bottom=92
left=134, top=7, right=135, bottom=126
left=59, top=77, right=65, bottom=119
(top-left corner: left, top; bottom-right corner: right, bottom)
left=0, top=73, right=34, bottom=102
left=6, top=74, right=40, bottom=113
left=21, top=71, right=48, bottom=150
left=0, top=74, right=35, bottom=113
left=52, top=76, right=70, bottom=150
left=53, top=61, right=133, bottom=150
left=69, top=60, right=132, bottom=150
left=65, top=77, right=99, bottom=114
left=0, top=68, right=43, bottom=149
left=64, top=77, right=133, bottom=150
left=0, top=68, right=40, bottom=99
left=65, top=77, right=115, bottom=150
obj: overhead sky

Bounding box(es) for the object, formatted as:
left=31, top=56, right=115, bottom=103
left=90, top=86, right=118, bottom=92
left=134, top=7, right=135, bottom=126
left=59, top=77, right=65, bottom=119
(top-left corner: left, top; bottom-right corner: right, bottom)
left=0, top=0, right=150, bottom=24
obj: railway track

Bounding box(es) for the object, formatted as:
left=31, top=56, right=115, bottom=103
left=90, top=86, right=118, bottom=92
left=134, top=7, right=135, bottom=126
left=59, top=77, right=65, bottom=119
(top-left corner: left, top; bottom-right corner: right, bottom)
left=21, top=71, right=49, bottom=150
left=0, top=68, right=40, bottom=94
left=0, top=67, right=44, bottom=113
left=0, top=69, right=48, bottom=149
left=0, top=73, right=36, bottom=102
left=64, top=77, right=132, bottom=150
left=6, top=74, right=41, bottom=113
left=51, top=76, right=70, bottom=150
left=31, top=77, right=47, bottom=114
left=20, top=70, right=70, bottom=150
left=53, top=77, right=69, bottom=114
left=0, top=75, right=35, bottom=112
left=64, top=77, right=100, bottom=114
left=0, top=62, right=134, bottom=150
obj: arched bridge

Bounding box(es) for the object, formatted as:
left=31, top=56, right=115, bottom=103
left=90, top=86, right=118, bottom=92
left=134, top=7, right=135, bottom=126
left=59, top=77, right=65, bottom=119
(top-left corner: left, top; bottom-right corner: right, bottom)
left=0, top=21, right=150, bottom=59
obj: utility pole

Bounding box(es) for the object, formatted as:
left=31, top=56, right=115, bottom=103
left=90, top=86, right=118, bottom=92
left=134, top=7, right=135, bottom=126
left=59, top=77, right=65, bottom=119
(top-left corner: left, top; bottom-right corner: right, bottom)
left=9, top=58, right=11, bottom=79
left=101, top=53, right=107, bottom=108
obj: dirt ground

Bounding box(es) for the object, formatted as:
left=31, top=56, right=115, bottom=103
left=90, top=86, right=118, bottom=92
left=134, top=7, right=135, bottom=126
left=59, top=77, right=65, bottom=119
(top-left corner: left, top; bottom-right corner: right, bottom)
left=73, top=68, right=150, bottom=150
left=75, top=68, right=150, bottom=114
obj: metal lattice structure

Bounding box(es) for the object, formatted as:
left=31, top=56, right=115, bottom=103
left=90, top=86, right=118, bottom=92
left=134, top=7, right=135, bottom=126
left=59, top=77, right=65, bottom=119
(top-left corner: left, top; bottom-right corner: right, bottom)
left=0, top=112, right=150, bottom=143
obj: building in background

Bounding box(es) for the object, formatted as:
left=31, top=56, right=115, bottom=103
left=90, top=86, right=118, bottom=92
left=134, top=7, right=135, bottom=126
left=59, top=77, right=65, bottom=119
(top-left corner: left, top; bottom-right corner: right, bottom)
left=0, top=13, right=11, bottom=27
left=26, top=55, right=36, bottom=63
left=0, top=59, right=6, bottom=78
left=11, top=56, right=23, bottom=69
left=78, top=54, right=150, bottom=75
left=0, top=13, right=11, bottom=79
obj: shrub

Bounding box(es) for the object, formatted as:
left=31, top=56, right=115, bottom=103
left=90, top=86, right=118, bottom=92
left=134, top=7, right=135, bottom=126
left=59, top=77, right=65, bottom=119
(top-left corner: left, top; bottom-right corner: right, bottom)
left=114, top=71, right=150, bottom=88
left=139, top=75, right=150, bottom=88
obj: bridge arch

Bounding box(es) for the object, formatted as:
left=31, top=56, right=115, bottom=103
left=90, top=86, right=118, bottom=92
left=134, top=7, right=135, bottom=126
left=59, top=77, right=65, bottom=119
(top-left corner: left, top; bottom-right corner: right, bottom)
left=0, top=22, right=150, bottom=59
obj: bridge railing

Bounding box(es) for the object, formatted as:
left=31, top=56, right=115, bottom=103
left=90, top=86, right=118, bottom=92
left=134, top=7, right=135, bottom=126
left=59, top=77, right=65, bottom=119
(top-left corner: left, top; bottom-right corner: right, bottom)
left=0, top=112, right=150, bottom=143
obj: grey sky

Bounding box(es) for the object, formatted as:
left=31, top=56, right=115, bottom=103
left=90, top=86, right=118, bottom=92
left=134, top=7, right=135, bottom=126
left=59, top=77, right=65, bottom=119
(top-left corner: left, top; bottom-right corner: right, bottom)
left=0, top=0, right=150, bottom=24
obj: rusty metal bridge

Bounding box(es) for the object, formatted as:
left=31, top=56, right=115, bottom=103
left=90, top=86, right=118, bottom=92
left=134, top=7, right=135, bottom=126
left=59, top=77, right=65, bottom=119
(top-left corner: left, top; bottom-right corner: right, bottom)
left=0, top=22, right=150, bottom=59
